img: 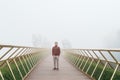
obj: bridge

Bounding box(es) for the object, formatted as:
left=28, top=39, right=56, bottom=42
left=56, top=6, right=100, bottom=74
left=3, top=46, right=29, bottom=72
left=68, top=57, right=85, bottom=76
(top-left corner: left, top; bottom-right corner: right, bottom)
left=0, top=45, right=120, bottom=80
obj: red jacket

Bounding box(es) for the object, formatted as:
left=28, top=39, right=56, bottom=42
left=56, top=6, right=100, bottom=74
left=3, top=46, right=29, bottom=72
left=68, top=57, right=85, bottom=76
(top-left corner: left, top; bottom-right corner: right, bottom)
left=52, top=46, right=60, bottom=56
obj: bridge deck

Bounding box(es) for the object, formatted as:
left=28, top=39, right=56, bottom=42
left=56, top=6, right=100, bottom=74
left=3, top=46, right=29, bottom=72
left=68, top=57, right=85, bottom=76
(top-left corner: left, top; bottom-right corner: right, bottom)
left=25, top=55, right=91, bottom=80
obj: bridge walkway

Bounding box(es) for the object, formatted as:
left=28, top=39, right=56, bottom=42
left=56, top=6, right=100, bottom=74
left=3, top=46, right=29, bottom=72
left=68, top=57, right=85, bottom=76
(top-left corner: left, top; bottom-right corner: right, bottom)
left=25, top=55, right=91, bottom=80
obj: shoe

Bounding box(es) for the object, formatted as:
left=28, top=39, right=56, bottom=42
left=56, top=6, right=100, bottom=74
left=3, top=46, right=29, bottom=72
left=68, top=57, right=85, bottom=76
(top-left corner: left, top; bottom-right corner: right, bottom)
left=56, top=68, right=59, bottom=70
left=53, top=68, right=56, bottom=70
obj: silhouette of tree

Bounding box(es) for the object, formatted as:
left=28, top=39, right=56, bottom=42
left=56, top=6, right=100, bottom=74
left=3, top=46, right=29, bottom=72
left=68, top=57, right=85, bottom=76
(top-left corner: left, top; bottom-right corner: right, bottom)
left=62, top=39, right=72, bottom=49
left=32, top=34, right=50, bottom=48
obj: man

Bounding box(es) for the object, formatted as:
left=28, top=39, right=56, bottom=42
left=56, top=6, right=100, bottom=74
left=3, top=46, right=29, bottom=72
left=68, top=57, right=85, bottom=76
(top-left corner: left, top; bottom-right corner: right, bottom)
left=52, top=42, right=61, bottom=70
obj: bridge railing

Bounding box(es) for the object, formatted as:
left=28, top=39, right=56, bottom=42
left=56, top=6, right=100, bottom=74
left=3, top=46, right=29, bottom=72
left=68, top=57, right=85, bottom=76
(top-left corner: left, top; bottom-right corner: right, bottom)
left=0, top=45, right=48, bottom=80
left=64, top=49, right=120, bottom=80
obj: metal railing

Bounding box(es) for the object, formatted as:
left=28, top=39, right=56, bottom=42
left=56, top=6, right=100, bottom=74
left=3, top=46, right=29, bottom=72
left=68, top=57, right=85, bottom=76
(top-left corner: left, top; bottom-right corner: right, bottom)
left=0, top=45, right=48, bottom=80
left=64, top=49, right=120, bottom=80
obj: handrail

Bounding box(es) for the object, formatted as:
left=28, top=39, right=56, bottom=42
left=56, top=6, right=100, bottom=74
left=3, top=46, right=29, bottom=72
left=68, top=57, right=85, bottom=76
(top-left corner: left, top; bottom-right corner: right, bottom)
left=0, top=45, right=40, bottom=48
left=64, top=48, right=120, bottom=52
left=0, top=45, right=48, bottom=80
left=64, top=49, right=120, bottom=80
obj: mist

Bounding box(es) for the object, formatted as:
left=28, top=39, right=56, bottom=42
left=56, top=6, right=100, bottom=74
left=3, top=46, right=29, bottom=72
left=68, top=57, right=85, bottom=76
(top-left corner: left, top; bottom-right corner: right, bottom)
left=105, top=30, right=120, bottom=48
left=0, top=0, right=120, bottom=48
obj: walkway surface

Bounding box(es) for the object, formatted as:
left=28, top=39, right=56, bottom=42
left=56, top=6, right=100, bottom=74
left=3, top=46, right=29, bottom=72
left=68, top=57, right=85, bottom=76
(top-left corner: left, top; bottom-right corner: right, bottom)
left=25, top=55, right=91, bottom=80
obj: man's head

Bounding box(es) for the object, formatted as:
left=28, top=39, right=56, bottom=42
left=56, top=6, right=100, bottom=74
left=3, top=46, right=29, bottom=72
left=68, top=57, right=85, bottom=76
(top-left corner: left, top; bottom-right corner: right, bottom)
left=55, top=42, right=58, bottom=46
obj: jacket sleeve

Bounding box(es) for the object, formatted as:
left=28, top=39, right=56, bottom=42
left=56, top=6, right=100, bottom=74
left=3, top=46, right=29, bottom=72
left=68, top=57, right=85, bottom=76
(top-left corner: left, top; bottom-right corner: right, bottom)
left=58, top=47, right=61, bottom=56
left=52, top=47, right=54, bottom=56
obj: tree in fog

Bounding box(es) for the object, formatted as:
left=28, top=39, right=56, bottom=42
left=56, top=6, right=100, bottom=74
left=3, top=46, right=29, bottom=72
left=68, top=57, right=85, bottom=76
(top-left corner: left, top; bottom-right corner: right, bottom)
left=62, top=39, right=72, bottom=49
left=32, top=34, right=50, bottom=48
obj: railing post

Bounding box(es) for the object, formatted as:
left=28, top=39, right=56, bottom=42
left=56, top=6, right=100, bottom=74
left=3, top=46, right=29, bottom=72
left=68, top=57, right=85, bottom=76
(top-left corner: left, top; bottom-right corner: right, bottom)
left=85, top=50, right=95, bottom=74
left=76, top=50, right=84, bottom=68
left=108, top=51, right=119, bottom=80
left=18, top=57, right=27, bottom=74
left=28, top=54, right=35, bottom=66
left=79, top=50, right=87, bottom=69
left=13, top=59, right=23, bottom=79
left=98, top=62, right=108, bottom=80
left=74, top=54, right=81, bottom=66
left=82, top=50, right=91, bottom=71
left=110, top=64, right=119, bottom=80
left=0, top=70, right=4, bottom=80
left=74, top=50, right=80, bottom=66
left=26, top=49, right=35, bottom=66
left=91, top=60, right=100, bottom=77
left=23, top=49, right=34, bottom=68
left=6, top=60, right=16, bottom=80
left=87, top=50, right=101, bottom=77
left=29, top=54, right=36, bottom=65
left=21, top=48, right=31, bottom=71
left=22, top=55, right=30, bottom=71
left=24, top=54, right=33, bottom=69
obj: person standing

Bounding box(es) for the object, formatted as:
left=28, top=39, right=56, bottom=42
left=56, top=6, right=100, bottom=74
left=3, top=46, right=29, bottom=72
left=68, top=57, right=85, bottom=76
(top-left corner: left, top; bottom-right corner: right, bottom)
left=52, top=42, right=61, bottom=70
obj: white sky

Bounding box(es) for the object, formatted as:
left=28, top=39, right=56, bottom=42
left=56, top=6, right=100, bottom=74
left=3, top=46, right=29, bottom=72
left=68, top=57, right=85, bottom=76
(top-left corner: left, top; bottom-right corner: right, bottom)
left=0, top=0, right=120, bottom=48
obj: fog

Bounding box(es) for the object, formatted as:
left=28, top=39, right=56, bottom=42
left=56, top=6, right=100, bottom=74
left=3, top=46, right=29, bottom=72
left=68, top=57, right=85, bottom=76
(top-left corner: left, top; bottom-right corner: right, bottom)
left=0, top=0, right=120, bottom=48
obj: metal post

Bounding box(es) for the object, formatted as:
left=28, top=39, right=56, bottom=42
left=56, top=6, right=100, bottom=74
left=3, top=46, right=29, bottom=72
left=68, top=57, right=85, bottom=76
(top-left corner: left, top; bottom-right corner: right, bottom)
left=110, top=64, right=119, bottom=80
left=29, top=54, right=35, bottom=65
left=0, top=70, right=4, bottom=80
left=98, top=62, right=108, bottom=80
left=28, top=54, right=34, bottom=66
left=74, top=51, right=80, bottom=65
left=18, top=57, right=27, bottom=74
left=82, top=51, right=91, bottom=71
left=25, top=49, right=32, bottom=68
left=79, top=51, right=87, bottom=69
left=91, top=60, right=100, bottom=77
left=76, top=53, right=83, bottom=67
left=22, top=56, right=30, bottom=71
left=24, top=55, right=33, bottom=69
left=74, top=55, right=81, bottom=66
left=85, top=50, right=96, bottom=74
left=76, top=50, right=84, bottom=68
left=13, top=59, right=23, bottom=79
left=6, top=60, right=16, bottom=80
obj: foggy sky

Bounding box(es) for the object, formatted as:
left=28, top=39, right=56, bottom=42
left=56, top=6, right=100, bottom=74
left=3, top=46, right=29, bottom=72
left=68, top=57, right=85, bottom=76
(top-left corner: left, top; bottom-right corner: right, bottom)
left=0, top=0, right=120, bottom=48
